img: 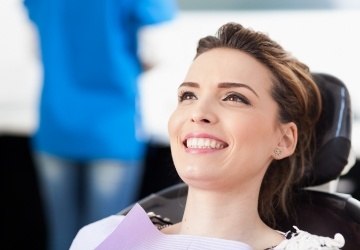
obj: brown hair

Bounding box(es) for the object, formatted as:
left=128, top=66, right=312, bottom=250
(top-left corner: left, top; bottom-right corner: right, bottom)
left=195, top=22, right=322, bottom=227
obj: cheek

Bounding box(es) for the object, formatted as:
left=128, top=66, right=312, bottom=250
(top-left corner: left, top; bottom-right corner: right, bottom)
left=231, top=117, right=277, bottom=154
left=168, top=109, right=182, bottom=142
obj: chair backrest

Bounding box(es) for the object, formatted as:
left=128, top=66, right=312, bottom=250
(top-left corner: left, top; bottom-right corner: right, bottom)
left=120, top=73, right=360, bottom=249
left=299, top=73, right=352, bottom=187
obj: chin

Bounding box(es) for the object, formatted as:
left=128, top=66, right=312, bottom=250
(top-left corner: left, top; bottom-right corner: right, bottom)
left=178, top=167, right=219, bottom=188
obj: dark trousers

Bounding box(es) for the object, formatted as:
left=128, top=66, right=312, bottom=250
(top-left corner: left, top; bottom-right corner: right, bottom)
left=1, top=135, right=48, bottom=250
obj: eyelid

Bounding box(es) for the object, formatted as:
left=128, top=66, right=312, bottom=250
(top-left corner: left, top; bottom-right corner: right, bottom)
left=223, top=92, right=251, bottom=105
left=178, top=90, right=197, bottom=102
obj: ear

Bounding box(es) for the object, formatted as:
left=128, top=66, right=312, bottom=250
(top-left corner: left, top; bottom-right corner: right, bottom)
left=273, top=122, right=298, bottom=160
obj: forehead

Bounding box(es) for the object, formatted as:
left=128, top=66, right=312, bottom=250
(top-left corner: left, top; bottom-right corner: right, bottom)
left=185, top=48, right=274, bottom=91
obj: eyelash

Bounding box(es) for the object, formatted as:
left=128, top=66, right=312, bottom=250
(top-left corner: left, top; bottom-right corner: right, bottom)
left=223, top=93, right=251, bottom=105
left=178, top=91, right=196, bottom=102
left=178, top=90, right=251, bottom=105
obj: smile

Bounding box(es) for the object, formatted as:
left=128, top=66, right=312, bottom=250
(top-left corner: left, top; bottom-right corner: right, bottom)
left=185, top=138, right=228, bottom=149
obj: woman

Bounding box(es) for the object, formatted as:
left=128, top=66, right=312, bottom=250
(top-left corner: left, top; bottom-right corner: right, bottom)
left=70, top=23, right=345, bottom=249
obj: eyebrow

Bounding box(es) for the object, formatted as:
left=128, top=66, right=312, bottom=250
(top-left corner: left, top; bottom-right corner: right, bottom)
left=179, top=81, right=259, bottom=97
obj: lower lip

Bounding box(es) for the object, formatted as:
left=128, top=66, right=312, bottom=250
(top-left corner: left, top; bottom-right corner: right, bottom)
left=185, top=147, right=224, bottom=154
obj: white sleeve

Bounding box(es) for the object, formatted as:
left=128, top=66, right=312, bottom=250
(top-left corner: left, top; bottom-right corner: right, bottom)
left=69, top=215, right=125, bottom=250
left=137, top=19, right=179, bottom=69
left=275, top=226, right=345, bottom=250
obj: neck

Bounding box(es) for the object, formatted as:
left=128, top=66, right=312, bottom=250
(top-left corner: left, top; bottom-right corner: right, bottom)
left=184, top=187, right=259, bottom=228
left=176, top=185, right=278, bottom=248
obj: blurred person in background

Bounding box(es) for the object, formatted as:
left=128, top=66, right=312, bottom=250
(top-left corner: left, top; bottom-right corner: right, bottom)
left=0, top=1, right=46, bottom=249
left=0, top=0, right=46, bottom=250
left=23, top=0, right=177, bottom=249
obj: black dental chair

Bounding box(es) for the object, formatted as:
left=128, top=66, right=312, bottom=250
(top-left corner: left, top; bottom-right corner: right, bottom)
left=121, top=73, right=360, bottom=249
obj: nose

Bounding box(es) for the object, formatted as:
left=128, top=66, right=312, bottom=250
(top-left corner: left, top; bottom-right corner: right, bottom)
left=190, top=102, right=217, bottom=124
left=191, top=115, right=211, bottom=123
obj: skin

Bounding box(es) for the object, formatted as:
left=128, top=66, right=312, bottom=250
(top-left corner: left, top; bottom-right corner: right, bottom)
left=166, top=48, right=297, bottom=249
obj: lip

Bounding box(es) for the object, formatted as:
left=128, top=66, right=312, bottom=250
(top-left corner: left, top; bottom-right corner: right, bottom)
left=183, top=133, right=225, bottom=141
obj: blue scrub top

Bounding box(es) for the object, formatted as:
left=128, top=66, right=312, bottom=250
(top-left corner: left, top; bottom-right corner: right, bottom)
left=24, top=0, right=177, bottom=160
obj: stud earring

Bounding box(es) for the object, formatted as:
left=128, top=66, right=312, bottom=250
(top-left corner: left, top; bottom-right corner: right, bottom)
left=274, top=148, right=282, bottom=158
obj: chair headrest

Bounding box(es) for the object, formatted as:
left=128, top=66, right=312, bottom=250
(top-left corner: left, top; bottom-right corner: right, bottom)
left=298, top=73, right=352, bottom=187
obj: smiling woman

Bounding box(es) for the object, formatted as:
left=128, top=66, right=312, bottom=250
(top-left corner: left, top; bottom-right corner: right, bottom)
left=70, top=23, right=345, bottom=250
left=169, top=48, right=288, bottom=196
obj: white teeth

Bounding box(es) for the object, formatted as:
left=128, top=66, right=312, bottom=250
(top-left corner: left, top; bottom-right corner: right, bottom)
left=186, top=138, right=226, bottom=149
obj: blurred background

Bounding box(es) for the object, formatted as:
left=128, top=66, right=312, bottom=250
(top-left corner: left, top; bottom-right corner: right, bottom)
left=1, top=0, right=359, bottom=249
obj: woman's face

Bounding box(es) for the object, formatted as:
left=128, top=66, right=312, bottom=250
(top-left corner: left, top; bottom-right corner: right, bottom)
left=168, top=48, right=285, bottom=191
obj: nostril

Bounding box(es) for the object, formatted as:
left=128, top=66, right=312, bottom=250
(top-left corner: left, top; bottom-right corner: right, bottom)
left=191, top=117, right=211, bottom=123
left=202, top=118, right=210, bottom=123
left=191, top=111, right=214, bottom=123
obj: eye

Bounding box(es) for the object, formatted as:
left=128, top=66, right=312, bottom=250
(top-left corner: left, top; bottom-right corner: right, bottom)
left=178, top=91, right=197, bottom=102
left=223, top=93, right=251, bottom=105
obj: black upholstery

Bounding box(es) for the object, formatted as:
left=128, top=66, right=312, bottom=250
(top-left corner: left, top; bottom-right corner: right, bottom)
left=299, top=73, right=352, bottom=187
left=120, top=73, right=360, bottom=249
